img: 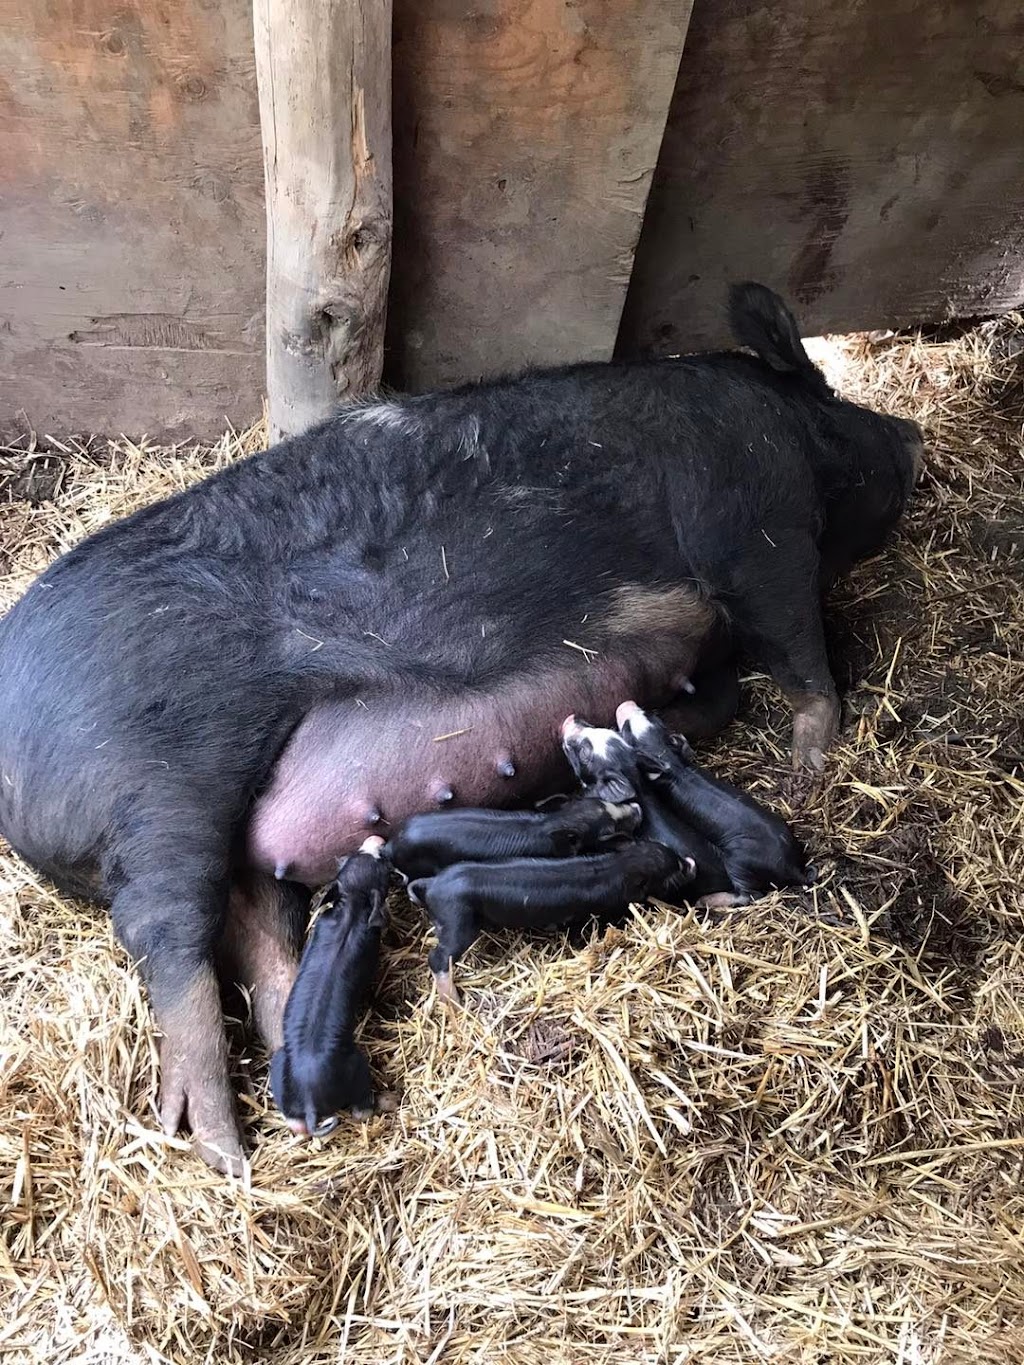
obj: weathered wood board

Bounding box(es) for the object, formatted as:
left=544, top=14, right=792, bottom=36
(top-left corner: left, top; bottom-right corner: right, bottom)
left=0, top=0, right=265, bottom=441
left=617, top=0, right=1024, bottom=356
left=386, top=0, right=693, bottom=391
left=2, top=0, right=1024, bottom=437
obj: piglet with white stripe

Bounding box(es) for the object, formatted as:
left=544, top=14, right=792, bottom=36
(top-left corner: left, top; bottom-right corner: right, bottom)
left=616, top=702, right=815, bottom=897
left=560, top=713, right=736, bottom=903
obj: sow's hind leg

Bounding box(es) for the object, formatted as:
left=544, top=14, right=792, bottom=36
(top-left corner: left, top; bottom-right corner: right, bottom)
left=106, top=805, right=244, bottom=1175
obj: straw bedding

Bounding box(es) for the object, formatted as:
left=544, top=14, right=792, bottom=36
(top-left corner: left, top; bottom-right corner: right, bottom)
left=1, top=319, right=1022, bottom=1364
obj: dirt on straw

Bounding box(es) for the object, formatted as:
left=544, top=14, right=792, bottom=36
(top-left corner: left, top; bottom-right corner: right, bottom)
left=1, top=321, right=1023, bottom=1364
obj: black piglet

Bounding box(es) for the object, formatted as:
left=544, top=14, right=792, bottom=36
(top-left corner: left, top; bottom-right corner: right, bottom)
left=271, top=836, right=392, bottom=1137
left=384, top=796, right=640, bottom=880
left=616, top=702, right=815, bottom=896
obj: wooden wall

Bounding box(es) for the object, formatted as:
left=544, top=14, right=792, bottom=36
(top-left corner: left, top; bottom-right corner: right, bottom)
left=2, top=0, right=1023, bottom=438
left=618, top=0, right=1024, bottom=355
left=0, top=0, right=265, bottom=440
left=386, top=0, right=691, bottom=391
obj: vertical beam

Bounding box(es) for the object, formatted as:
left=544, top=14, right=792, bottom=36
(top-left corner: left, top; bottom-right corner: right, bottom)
left=253, top=0, right=393, bottom=444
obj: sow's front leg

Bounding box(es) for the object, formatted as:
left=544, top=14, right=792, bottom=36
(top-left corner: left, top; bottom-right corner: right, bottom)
left=108, top=817, right=245, bottom=1175
left=728, top=533, right=840, bottom=772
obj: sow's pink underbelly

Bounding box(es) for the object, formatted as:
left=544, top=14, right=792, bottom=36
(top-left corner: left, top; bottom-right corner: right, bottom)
left=247, top=660, right=673, bottom=886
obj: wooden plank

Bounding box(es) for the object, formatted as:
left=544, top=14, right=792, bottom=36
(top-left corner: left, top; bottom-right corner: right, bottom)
left=0, top=0, right=265, bottom=441
left=386, top=0, right=693, bottom=391
left=254, top=0, right=392, bottom=443
left=618, top=0, right=1024, bottom=356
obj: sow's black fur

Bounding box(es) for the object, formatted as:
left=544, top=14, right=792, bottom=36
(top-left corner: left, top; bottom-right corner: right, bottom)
left=0, top=282, right=921, bottom=1165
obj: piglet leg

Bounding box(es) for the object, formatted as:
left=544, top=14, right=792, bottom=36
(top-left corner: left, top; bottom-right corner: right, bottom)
left=427, top=909, right=481, bottom=1008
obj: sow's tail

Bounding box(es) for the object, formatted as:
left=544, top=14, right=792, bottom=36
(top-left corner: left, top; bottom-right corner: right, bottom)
left=728, top=282, right=829, bottom=391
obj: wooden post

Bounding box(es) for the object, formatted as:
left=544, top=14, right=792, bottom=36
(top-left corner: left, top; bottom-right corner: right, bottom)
left=253, top=0, right=392, bottom=444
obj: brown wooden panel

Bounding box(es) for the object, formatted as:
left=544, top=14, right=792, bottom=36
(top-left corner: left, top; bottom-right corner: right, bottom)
left=618, top=0, right=1024, bottom=356
left=386, top=0, right=692, bottom=390
left=0, top=0, right=265, bottom=441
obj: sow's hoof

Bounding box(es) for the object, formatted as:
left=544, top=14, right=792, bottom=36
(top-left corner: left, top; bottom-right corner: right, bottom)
left=790, top=693, right=839, bottom=773
left=158, top=1039, right=246, bottom=1178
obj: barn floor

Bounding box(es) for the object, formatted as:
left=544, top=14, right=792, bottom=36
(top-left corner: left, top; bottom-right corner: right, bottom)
left=1, top=319, right=1023, bottom=1365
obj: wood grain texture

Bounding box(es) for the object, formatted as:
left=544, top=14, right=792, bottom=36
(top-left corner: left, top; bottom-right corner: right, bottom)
left=386, top=0, right=693, bottom=391
left=3, top=0, right=1024, bottom=437
left=254, top=0, right=392, bottom=443
left=0, top=0, right=265, bottom=441
left=618, top=0, right=1024, bottom=356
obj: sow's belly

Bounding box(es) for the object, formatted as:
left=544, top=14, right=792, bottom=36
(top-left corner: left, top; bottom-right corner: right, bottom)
left=248, top=655, right=689, bottom=887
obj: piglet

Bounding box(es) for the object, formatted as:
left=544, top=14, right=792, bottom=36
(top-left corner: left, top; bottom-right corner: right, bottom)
left=560, top=714, right=739, bottom=906
left=409, top=841, right=693, bottom=1003
left=616, top=702, right=815, bottom=897
left=270, top=835, right=392, bottom=1137
left=385, top=797, right=640, bottom=881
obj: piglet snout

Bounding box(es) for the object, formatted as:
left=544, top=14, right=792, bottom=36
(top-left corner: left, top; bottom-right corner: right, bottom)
left=359, top=835, right=386, bottom=857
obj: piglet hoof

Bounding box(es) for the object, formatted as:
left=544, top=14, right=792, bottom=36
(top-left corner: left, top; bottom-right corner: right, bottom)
left=433, top=969, right=462, bottom=1009
left=158, top=1044, right=246, bottom=1177
left=312, top=1115, right=341, bottom=1137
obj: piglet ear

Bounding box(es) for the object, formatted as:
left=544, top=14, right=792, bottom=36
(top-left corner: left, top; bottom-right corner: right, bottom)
left=368, top=890, right=388, bottom=928
left=597, top=775, right=637, bottom=804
